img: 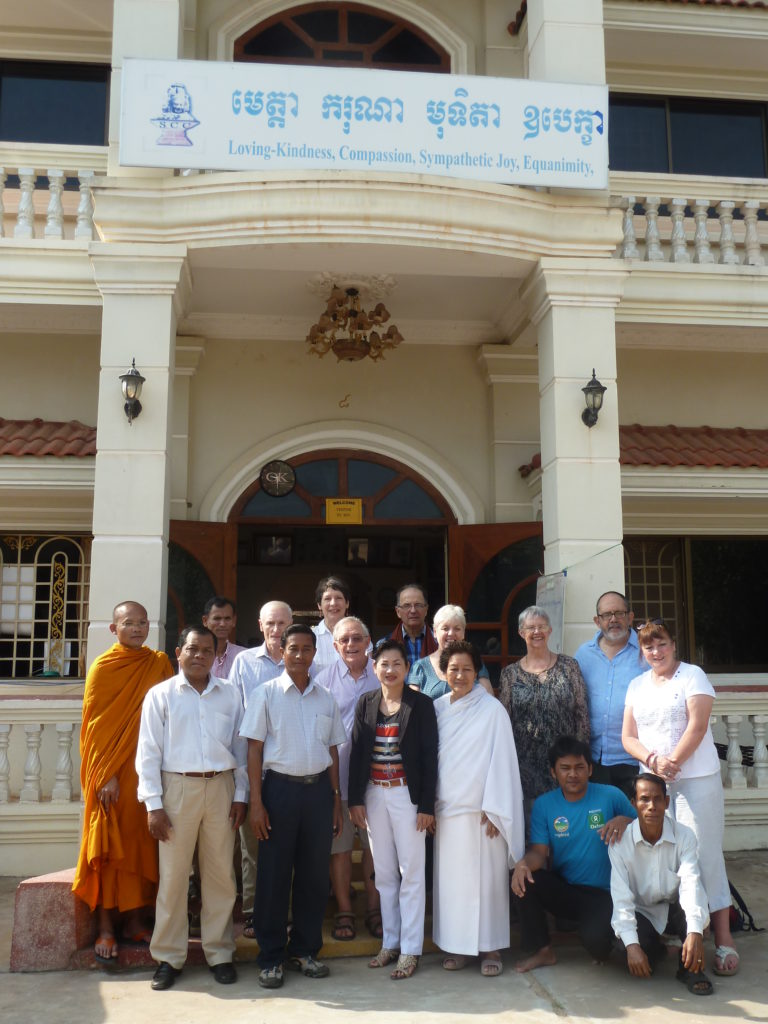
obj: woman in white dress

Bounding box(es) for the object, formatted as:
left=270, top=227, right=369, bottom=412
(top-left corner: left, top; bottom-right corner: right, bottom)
left=622, top=618, right=738, bottom=977
left=432, top=641, right=524, bottom=976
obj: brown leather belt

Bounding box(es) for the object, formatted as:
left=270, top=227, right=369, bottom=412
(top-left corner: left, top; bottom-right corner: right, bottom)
left=180, top=770, right=225, bottom=779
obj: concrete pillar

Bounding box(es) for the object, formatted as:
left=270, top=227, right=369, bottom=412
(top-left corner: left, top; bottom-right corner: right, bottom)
left=108, top=0, right=184, bottom=175
left=522, top=257, right=627, bottom=652
left=170, top=341, right=205, bottom=521
left=87, top=243, right=190, bottom=663
left=478, top=346, right=540, bottom=523
left=526, top=0, right=605, bottom=84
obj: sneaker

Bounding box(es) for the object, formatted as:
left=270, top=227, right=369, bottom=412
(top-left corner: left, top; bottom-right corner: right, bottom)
left=258, top=964, right=284, bottom=989
left=284, top=954, right=330, bottom=978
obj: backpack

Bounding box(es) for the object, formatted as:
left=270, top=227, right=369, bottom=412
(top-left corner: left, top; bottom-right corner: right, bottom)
left=729, top=881, right=764, bottom=933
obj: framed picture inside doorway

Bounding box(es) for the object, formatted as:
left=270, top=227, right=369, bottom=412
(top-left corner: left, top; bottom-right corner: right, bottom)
left=347, top=538, right=369, bottom=566
left=256, top=535, right=292, bottom=565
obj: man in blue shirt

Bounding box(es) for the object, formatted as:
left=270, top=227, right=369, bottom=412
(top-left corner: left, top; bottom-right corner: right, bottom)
left=574, top=591, right=640, bottom=797
left=511, top=736, right=635, bottom=973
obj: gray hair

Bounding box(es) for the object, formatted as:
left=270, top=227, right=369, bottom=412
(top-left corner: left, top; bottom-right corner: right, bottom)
left=518, top=605, right=551, bottom=630
left=333, top=615, right=370, bottom=640
left=259, top=600, right=292, bottom=621
left=432, top=604, right=466, bottom=630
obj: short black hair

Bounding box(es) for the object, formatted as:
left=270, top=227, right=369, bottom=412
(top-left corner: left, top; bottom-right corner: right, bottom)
left=203, top=596, right=236, bottom=616
left=438, top=640, right=482, bottom=674
left=631, top=773, right=667, bottom=798
left=314, top=576, right=351, bottom=605
left=178, top=624, right=216, bottom=649
left=280, top=623, right=317, bottom=648
left=396, top=582, right=428, bottom=605
left=373, top=638, right=408, bottom=663
left=548, top=735, right=593, bottom=769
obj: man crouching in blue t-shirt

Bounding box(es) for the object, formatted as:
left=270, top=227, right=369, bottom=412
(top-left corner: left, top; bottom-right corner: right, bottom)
left=511, top=736, right=635, bottom=972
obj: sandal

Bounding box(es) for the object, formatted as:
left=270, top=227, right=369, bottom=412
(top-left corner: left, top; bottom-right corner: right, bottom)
left=442, top=955, right=467, bottom=971
left=368, top=947, right=399, bottom=969
left=480, top=956, right=503, bottom=977
left=332, top=912, right=357, bottom=941
left=241, top=914, right=256, bottom=940
left=713, top=945, right=740, bottom=976
left=391, top=954, right=419, bottom=980
left=122, top=929, right=152, bottom=945
left=364, top=908, right=383, bottom=939
left=94, top=933, right=119, bottom=965
left=676, top=965, right=714, bottom=995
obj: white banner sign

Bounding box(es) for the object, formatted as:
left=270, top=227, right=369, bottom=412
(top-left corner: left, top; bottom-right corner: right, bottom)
left=121, top=59, right=608, bottom=189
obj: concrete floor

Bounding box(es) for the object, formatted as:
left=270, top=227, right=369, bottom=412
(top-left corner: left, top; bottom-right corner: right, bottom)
left=3, top=851, right=767, bottom=1024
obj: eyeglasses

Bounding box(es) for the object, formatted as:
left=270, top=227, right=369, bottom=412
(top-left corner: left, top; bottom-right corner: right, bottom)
left=397, top=603, right=426, bottom=611
left=637, top=617, right=666, bottom=630
left=596, top=610, right=629, bottom=621
left=336, top=635, right=365, bottom=644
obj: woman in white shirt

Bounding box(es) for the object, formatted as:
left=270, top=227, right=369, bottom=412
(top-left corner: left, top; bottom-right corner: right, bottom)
left=622, top=618, right=738, bottom=977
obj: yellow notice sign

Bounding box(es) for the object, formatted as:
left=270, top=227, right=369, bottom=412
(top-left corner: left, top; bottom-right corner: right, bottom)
left=326, top=498, right=363, bottom=524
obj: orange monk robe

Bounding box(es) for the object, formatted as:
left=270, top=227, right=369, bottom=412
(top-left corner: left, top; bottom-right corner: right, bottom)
left=73, top=643, right=174, bottom=912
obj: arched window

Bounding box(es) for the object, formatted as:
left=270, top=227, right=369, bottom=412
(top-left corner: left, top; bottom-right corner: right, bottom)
left=234, top=3, right=450, bottom=72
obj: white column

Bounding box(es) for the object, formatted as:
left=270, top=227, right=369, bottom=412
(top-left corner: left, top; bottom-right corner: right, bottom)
left=170, top=341, right=205, bottom=521
left=108, top=0, right=184, bottom=175
left=526, top=0, right=605, bottom=84
left=522, top=258, right=627, bottom=652
left=88, top=243, right=190, bottom=664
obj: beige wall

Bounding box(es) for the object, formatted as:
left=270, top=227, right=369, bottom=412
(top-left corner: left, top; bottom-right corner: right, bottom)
left=618, top=349, right=768, bottom=428
left=1, top=335, right=100, bottom=423
left=186, top=338, right=494, bottom=520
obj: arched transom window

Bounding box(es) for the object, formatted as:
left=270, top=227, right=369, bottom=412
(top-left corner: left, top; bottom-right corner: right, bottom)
left=234, top=3, right=450, bottom=72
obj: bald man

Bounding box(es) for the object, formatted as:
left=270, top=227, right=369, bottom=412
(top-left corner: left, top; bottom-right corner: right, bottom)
left=73, top=602, right=174, bottom=963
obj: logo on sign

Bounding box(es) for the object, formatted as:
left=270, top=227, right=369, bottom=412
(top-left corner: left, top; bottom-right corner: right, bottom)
left=588, top=810, right=606, bottom=830
left=151, top=83, right=200, bottom=147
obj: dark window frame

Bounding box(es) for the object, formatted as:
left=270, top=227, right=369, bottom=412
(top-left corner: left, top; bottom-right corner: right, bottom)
left=0, top=58, right=110, bottom=147
left=609, top=91, right=768, bottom=179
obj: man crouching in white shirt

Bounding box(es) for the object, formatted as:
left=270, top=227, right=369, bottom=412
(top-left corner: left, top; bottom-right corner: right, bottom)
left=136, top=625, right=248, bottom=991
left=609, top=773, right=713, bottom=996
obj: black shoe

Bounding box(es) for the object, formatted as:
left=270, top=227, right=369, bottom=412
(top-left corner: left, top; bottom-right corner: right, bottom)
left=210, top=962, right=237, bottom=985
left=151, top=961, right=181, bottom=990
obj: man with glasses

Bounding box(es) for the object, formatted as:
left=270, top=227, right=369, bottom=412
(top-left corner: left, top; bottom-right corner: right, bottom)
left=316, top=616, right=381, bottom=942
left=575, top=592, right=639, bottom=797
left=385, top=583, right=437, bottom=669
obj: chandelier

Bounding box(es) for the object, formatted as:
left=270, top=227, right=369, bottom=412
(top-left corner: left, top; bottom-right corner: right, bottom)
left=306, top=286, right=403, bottom=362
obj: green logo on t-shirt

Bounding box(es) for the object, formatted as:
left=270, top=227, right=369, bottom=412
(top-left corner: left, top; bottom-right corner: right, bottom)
left=587, top=810, right=605, bottom=830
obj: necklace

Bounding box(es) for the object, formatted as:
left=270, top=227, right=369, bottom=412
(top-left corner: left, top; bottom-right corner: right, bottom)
left=522, top=654, right=555, bottom=676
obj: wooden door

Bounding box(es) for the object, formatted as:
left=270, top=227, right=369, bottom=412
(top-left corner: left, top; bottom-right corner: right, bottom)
left=167, top=521, right=238, bottom=650
left=448, top=523, right=543, bottom=684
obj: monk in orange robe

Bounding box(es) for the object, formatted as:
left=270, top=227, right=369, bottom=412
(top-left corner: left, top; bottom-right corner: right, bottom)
left=73, top=601, right=173, bottom=962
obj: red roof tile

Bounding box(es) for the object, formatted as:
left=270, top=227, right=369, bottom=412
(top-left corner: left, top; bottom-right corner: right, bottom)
left=518, top=424, right=768, bottom=476
left=509, top=0, right=767, bottom=35
left=0, top=418, right=96, bottom=457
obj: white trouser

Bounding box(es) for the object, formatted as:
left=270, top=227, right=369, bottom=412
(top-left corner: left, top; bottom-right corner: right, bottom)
left=364, top=782, right=426, bottom=955
left=668, top=772, right=731, bottom=913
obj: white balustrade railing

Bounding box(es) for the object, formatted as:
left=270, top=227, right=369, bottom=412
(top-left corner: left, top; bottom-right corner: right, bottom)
left=0, top=695, right=82, bottom=804
left=610, top=172, right=768, bottom=267
left=0, top=143, right=107, bottom=242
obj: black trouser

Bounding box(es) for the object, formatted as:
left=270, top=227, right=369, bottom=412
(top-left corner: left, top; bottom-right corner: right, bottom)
left=632, top=901, right=687, bottom=968
left=514, top=869, right=614, bottom=961
left=254, top=770, right=334, bottom=968
left=590, top=761, right=638, bottom=799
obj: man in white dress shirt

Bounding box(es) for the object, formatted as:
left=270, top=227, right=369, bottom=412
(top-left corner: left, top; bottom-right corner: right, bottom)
left=316, top=616, right=381, bottom=941
left=228, top=599, right=294, bottom=938
left=137, top=625, right=248, bottom=991
left=609, top=773, right=713, bottom=995
left=241, top=624, right=346, bottom=989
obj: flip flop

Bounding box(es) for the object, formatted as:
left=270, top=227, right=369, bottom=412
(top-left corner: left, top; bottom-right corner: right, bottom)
left=713, top=945, right=740, bottom=976
left=122, top=929, right=152, bottom=945
left=94, top=933, right=119, bottom=965
left=676, top=965, right=713, bottom=995
left=364, top=908, right=383, bottom=939
left=241, top=915, right=256, bottom=940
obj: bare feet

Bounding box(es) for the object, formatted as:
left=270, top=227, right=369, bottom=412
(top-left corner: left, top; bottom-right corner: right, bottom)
left=94, top=933, right=118, bottom=960
left=515, top=946, right=557, bottom=973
